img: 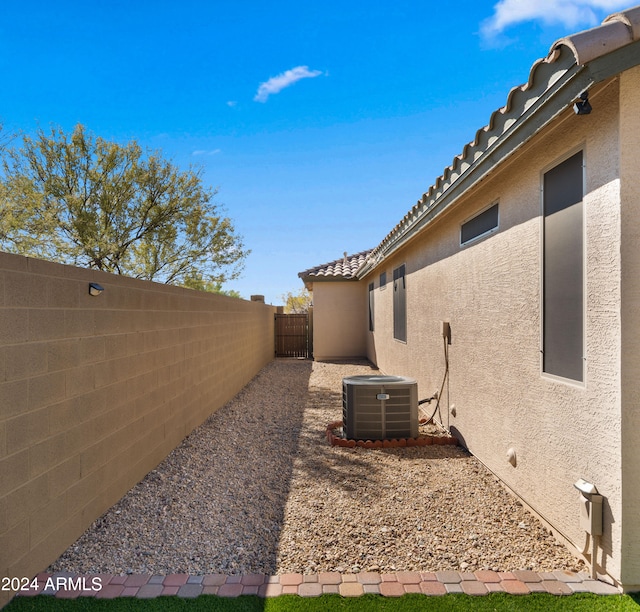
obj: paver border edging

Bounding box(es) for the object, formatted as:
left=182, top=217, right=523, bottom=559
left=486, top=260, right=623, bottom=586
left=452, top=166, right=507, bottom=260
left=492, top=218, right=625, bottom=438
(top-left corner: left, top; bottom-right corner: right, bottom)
left=14, top=570, right=621, bottom=600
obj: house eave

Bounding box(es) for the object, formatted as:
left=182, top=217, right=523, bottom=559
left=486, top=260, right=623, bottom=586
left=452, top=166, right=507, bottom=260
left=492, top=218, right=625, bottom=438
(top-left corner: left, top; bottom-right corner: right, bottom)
left=356, top=39, right=640, bottom=280
left=298, top=274, right=360, bottom=290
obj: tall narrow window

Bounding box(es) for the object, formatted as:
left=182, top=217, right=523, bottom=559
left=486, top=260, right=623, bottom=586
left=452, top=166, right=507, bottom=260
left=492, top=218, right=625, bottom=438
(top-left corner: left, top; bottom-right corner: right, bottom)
left=368, top=282, right=375, bottom=332
left=543, top=151, right=584, bottom=382
left=393, top=264, right=406, bottom=342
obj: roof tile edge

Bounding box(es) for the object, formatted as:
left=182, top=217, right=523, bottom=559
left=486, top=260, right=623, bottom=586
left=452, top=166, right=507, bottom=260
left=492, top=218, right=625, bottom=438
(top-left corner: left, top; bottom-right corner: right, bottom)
left=298, top=249, right=373, bottom=281
left=553, top=7, right=639, bottom=65
left=357, top=4, right=640, bottom=278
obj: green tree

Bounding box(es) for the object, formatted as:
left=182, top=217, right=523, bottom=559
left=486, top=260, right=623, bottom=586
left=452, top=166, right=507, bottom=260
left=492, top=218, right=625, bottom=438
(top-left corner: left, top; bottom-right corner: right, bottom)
left=0, top=124, right=248, bottom=287
left=0, top=123, right=11, bottom=153
left=281, top=287, right=312, bottom=313
left=182, top=273, right=242, bottom=298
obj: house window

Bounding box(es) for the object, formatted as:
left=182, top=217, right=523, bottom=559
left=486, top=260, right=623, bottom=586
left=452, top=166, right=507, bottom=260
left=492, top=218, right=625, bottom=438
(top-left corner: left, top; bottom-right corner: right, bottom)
left=461, top=202, right=499, bottom=245
left=393, top=264, right=406, bottom=342
left=379, top=271, right=387, bottom=289
left=543, top=151, right=584, bottom=382
left=368, top=282, right=375, bottom=332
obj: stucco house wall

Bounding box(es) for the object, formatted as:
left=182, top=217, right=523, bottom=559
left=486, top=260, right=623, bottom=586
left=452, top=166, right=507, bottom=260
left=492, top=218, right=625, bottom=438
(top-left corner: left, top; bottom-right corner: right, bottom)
left=311, top=281, right=367, bottom=361
left=299, top=7, right=640, bottom=589
left=619, top=64, right=640, bottom=588
left=364, top=74, right=627, bottom=584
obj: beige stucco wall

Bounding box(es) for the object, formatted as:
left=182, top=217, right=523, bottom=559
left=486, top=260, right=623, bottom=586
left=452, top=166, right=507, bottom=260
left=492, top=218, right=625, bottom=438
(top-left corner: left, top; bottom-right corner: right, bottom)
left=0, top=252, right=275, bottom=602
left=311, top=281, right=367, bottom=361
left=364, top=77, right=631, bottom=587
left=619, top=65, right=640, bottom=590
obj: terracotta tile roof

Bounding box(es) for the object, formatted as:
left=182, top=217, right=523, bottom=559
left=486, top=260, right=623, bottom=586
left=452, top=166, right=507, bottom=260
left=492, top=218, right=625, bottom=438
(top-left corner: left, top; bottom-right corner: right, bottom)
left=354, top=4, right=640, bottom=278
left=298, top=6, right=640, bottom=285
left=299, top=250, right=372, bottom=282
left=558, top=5, right=640, bottom=64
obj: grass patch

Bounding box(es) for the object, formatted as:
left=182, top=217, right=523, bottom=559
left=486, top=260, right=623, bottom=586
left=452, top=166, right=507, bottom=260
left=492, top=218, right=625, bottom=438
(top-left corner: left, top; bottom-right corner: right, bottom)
left=4, top=593, right=639, bottom=612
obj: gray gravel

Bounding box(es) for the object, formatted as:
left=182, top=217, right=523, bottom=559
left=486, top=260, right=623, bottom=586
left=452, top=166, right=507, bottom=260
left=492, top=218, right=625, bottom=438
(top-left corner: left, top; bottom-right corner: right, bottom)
left=50, top=359, right=585, bottom=576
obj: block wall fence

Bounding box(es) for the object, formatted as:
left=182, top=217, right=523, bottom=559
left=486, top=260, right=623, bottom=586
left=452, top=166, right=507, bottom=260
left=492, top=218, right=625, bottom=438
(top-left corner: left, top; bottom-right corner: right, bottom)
left=0, top=252, right=276, bottom=603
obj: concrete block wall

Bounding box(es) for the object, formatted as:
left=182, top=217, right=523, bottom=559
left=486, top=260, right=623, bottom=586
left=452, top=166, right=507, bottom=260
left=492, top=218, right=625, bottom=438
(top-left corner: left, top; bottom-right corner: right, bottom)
left=0, top=252, right=275, bottom=600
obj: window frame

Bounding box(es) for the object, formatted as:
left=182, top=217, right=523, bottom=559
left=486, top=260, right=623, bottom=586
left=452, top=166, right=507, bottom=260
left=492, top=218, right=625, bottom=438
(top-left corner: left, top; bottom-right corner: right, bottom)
left=392, top=264, right=407, bottom=343
left=368, top=281, right=375, bottom=332
left=460, top=201, right=500, bottom=246
left=540, top=148, right=586, bottom=385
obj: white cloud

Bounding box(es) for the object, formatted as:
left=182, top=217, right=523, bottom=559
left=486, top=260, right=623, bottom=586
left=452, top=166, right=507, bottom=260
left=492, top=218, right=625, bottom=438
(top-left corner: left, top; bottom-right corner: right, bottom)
left=481, top=0, right=631, bottom=38
left=254, top=65, right=323, bottom=103
left=192, top=149, right=221, bottom=156
left=226, top=100, right=237, bottom=107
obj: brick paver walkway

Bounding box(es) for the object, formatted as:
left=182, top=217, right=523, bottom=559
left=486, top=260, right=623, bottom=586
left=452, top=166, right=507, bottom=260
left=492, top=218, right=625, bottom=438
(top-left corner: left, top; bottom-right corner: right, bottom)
left=14, top=570, right=620, bottom=600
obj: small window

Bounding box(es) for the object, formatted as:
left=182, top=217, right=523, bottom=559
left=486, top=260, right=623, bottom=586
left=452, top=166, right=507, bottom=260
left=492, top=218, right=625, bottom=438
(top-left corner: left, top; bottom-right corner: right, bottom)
left=461, top=203, right=499, bottom=245
left=379, top=271, right=387, bottom=289
left=368, top=282, right=375, bottom=331
left=393, top=264, right=406, bottom=342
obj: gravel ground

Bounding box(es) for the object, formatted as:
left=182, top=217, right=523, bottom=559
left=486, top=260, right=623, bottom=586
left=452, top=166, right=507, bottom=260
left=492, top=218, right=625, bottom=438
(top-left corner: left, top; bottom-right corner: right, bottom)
left=50, top=359, right=585, bottom=576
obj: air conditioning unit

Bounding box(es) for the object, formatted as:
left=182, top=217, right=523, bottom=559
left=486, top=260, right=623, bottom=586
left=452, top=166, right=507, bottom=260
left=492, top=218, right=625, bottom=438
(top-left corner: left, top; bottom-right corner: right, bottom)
left=342, top=375, right=418, bottom=440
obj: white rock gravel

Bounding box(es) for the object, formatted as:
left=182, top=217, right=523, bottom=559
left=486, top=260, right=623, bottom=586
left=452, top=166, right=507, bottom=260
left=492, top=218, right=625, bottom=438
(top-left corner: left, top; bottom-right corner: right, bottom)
left=49, top=359, right=585, bottom=576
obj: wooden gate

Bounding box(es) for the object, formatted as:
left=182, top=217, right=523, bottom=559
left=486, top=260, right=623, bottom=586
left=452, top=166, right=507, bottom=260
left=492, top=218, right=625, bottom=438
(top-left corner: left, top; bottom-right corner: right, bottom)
left=275, top=313, right=311, bottom=358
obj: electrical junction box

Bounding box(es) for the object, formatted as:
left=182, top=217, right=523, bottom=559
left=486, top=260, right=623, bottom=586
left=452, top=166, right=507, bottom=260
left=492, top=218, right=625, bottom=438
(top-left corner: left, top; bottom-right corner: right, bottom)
left=574, top=479, right=603, bottom=536
left=579, top=493, right=603, bottom=536
left=441, top=321, right=451, bottom=344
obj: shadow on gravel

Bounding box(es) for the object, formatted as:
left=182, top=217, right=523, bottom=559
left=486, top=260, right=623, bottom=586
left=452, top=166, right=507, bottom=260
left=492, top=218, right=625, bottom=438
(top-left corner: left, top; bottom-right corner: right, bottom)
left=48, top=359, right=313, bottom=582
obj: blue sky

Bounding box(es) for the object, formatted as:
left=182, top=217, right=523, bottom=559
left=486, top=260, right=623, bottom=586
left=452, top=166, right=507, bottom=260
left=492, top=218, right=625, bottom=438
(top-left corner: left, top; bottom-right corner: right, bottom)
left=0, top=0, right=632, bottom=303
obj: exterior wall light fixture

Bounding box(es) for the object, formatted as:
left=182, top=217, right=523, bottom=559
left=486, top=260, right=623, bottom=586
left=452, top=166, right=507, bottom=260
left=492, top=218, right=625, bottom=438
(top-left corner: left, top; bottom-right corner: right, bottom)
left=88, top=283, right=104, bottom=296
left=573, top=91, right=592, bottom=115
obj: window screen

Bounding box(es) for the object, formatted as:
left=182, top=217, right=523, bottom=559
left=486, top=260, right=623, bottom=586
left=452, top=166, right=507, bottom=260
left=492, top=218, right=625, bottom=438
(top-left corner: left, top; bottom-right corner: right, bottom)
left=393, top=264, right=406, bottom=342
left=380, top=271, right=387, bottom=289
left=368, top=282, right=375, bottom=332
left=543, top=151, right=584, bottom=382
left=461, top=203, right=499, bottom=244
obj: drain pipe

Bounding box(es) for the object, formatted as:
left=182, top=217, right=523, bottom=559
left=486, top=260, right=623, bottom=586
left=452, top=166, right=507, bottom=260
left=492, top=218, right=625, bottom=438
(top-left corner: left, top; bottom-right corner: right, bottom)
left=574, top=479, right=603, bottom=579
